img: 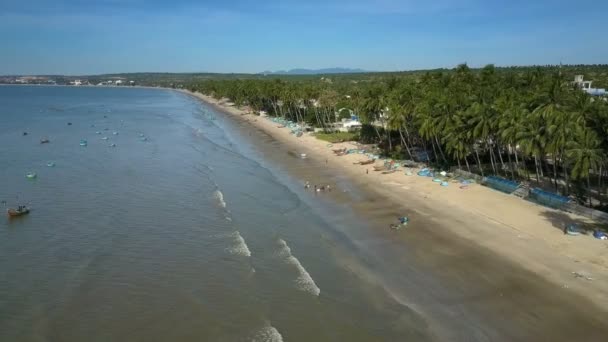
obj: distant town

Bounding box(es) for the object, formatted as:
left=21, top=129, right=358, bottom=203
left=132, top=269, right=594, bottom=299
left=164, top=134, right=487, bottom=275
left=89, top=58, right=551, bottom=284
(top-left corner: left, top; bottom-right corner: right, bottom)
left=0, top=76, right=136, bottom=86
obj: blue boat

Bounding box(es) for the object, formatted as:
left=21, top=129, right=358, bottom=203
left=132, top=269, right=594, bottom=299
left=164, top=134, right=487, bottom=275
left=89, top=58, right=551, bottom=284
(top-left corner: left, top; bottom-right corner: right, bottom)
left=79, top=139, right=87, bottom=146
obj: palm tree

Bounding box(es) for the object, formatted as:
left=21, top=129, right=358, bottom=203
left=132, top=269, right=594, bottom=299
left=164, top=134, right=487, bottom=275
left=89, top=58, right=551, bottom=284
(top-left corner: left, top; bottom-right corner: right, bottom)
left=566, top=127, right=604, bottom=206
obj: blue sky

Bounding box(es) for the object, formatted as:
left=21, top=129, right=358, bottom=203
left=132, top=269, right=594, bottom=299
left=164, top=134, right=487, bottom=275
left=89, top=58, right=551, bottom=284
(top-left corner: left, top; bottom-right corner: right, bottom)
left=1, top=0, right=607, bottom=75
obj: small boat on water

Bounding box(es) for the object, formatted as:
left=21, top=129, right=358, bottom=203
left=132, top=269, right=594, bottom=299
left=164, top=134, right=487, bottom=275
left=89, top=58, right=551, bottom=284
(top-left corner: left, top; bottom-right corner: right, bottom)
left=109, top=143, right=116, bottom=147
left=40, top=138, right=50, bottom=144
left=140, top=137, right=148, bottom=141
left=7, top=206, right=30, bottom=217
left=47, top=162, right=55, bottom=167
left=112, top=131, right=118, bottom=135
left=95, top=131, right=101, bottom=134
left=138, top=133, right=145, bottom=137
left=79, top=139, right=88, bottom=146
left=23, top=132, right=28, bottom=136
left=101, top=136, right=109, bottom=140
left=26, top=172, right=37, bottom=179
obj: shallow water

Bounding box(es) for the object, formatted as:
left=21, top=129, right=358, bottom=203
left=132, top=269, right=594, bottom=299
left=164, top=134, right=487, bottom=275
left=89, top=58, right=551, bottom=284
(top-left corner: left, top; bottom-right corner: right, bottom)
left=0, top=86, right=436, bottom=341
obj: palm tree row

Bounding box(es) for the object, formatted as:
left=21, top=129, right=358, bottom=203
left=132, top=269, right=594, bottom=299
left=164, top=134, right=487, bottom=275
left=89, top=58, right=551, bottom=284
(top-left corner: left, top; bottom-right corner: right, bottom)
left=188, top=64, right=608, bottom=207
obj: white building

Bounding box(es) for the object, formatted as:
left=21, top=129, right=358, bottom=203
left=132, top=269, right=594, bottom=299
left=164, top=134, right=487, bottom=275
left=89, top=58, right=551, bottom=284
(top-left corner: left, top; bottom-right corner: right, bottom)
left=574, top=75, right=606, bottom=96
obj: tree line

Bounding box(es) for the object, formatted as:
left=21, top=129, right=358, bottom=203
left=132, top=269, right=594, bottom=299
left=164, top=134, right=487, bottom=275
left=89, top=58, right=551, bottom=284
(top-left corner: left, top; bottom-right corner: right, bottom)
left=188, top=64, right=608, bottom=209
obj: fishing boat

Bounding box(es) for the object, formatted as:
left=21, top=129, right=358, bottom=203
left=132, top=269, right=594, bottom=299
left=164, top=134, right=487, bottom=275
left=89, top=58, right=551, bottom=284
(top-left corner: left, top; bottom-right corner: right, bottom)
left=95, top=131, right=101, bottom=134
left=7, top=206, right=30, bottom=217
left=79, top=139, right=87, bottom=146
left=26, top=172, right=37, bottom=179
left=40, top=138, right=50, bottom=144
left=359, top=160, right=375, bottom=165
left=47, top=162, right=55, bottom=167
left=140, top=137, right=148, bottom=141
left=373, top=165, right=386, bottom=171
left=109, top=143, right=116, bottom=147
left=101, top=136, right=109, bottom=140
left=112, top=131, right=118, bottom=135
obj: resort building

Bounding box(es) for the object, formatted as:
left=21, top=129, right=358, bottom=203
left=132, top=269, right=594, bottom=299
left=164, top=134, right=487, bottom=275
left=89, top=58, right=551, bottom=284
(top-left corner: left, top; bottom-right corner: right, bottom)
left=574, top=75, right=606, bottom=96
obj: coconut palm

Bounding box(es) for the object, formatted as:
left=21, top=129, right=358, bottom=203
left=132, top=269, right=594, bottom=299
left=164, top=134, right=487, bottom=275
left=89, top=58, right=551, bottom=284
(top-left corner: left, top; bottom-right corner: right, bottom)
left=566, top=127, right=604, bottom=205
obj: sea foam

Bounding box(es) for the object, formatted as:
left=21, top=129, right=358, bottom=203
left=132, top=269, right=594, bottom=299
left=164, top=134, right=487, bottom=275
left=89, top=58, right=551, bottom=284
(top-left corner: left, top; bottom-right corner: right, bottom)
left=277, top=239, right=320, bottom=296
left=213, top=189, right=227, bottom=208
left=252, top=324, right=283, bottom=342
left=226, top=231, right=251, bottom=257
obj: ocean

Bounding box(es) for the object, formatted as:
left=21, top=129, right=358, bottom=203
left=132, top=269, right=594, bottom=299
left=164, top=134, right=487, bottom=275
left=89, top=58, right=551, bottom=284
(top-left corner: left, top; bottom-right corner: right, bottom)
left=0, top=86, right=436, bottom=341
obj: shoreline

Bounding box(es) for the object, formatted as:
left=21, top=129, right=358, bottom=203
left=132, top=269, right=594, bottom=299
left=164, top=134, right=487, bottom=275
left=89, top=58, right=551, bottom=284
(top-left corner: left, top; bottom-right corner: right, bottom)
left=180, top=89, right=608, bottom=337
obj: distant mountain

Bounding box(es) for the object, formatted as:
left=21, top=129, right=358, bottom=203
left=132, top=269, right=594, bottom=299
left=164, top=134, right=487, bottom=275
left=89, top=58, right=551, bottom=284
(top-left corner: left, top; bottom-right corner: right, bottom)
left=261, top=68, right=367, bottom=75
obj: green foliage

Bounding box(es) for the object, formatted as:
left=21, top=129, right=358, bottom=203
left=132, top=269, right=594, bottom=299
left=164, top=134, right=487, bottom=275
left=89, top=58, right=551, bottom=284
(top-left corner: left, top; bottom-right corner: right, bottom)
left=177, top=64, right=608, bottom=207
left=314, top=132, right=359, bottom=143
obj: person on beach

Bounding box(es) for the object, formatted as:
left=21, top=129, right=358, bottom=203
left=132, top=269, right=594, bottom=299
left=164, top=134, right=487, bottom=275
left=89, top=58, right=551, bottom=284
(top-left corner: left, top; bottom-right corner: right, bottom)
left=326, top=185, right=331, bottom=192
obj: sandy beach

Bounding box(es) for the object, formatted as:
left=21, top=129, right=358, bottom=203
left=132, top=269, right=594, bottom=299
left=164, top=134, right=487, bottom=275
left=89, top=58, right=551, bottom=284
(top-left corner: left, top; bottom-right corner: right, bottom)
left=184, top=92, right=608, bottom=296
left=181, top=89, right=608, bottom=338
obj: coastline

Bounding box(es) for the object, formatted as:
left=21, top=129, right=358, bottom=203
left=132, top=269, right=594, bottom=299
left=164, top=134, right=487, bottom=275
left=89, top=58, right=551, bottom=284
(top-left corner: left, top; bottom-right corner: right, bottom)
left=180, top=89, right=608, bottom=337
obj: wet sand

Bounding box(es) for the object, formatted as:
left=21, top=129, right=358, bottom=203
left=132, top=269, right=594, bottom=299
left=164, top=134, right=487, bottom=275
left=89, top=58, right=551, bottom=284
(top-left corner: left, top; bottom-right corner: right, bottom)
left=182, top=89, right=608, bottom=341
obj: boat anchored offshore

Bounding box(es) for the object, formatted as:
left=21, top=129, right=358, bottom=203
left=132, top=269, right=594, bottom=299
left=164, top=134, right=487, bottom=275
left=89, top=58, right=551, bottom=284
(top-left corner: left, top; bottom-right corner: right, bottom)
left=7, top=206, right=30, bottom=217
left=80, top=139, right=88, bottom=146
left=26, top=172, right=37, bottom=179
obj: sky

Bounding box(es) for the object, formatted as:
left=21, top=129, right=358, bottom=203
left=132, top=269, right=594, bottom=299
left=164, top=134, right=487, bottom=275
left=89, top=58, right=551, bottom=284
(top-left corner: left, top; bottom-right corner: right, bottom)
left=1, top=0, right=607, bottom=75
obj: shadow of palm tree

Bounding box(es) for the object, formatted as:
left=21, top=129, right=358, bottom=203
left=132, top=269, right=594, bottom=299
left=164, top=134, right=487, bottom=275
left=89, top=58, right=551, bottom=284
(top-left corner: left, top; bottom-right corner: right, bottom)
left=539, top=210, right=603, bottom=235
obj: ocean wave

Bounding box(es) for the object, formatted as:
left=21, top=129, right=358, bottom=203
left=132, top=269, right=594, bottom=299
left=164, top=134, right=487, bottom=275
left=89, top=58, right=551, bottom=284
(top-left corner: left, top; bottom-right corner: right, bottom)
left=251, top=324, right=283, bottom=342
left=226, top=231, right=251, bottom=257
left=213, top=189, right=227, bottom=208
left=277, top=239, right=320, bottom=296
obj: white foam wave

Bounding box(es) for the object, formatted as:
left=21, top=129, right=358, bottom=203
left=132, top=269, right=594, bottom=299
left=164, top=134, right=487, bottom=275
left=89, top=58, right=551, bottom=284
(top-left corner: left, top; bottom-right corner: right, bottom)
left=251, top=325, right=283, bottom=342
left=213, top=190, right=227, bottom=208
left=277, top=239, right=320, bottom=296
left=226, top=231, right=251, bottom=257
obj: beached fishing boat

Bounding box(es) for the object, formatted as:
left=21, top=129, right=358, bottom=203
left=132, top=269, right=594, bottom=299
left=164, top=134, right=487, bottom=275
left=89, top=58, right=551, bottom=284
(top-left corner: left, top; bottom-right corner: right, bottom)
left=7, top=206, right=30, bottom=217
left=373, top=165, right=386, bottom=171
left=358, top=160, right=375, bottom=165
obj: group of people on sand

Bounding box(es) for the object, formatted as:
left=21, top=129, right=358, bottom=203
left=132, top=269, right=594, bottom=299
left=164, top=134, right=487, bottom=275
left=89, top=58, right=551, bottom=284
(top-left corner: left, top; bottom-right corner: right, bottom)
left=304, top=181, right=331, bottom=193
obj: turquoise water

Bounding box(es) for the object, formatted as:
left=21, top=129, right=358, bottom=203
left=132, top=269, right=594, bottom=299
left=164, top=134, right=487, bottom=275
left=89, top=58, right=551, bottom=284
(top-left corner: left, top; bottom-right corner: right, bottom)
left=0, top=86, right=436, bottom=341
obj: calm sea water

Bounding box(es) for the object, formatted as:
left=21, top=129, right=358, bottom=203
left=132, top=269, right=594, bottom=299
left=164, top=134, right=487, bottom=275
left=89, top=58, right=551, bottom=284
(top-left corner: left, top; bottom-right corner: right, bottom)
left=0, top=86, right=437, bottom=341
